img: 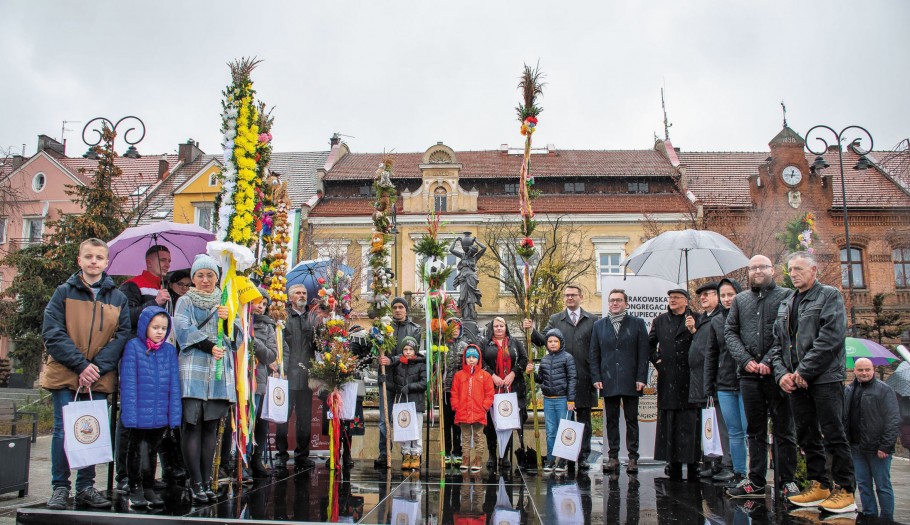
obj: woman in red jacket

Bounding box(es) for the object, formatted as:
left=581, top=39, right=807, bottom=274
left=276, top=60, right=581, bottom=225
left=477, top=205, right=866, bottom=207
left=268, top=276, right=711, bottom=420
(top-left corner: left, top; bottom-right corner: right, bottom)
left=451, top=345, right=494, bottom=473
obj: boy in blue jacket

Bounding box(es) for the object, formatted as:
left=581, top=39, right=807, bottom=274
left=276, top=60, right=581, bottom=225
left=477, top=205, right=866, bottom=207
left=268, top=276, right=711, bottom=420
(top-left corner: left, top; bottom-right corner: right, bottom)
left=120, top=306, right=181, bottom=507
left=535, top=328, right=577, bottom=473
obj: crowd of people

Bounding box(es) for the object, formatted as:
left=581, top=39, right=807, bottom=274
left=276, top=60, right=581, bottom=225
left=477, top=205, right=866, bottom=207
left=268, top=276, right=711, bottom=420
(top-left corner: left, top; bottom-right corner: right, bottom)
left=40, top=239, right=903, bottom=520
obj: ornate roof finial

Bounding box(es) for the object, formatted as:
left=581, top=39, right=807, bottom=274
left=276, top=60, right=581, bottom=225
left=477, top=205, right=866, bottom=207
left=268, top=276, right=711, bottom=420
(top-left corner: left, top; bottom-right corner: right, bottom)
left=781, top=100, right=788, bottom=128
left=662, top=88, right=673, bottom=141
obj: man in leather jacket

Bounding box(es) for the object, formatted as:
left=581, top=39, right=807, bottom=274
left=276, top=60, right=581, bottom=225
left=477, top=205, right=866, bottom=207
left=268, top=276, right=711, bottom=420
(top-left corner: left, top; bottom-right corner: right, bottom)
left=375, top=297, right=423, bottom=467
left=769, top=252, right=856, bottom=514
left=844, top=357, right=899, bottom=520
left=274, top=284, right=318, bottom=469
left=724, top=255, right=798, bottom=499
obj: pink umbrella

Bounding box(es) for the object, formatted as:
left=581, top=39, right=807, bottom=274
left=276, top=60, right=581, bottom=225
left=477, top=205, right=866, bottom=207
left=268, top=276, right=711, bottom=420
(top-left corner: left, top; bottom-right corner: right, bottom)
left=106, top=221, right=215, bottom=276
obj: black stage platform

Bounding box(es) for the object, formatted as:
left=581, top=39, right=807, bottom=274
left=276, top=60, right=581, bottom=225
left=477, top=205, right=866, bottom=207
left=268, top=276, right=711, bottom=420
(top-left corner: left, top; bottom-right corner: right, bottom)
left=16, top=460, right=874, bottom=524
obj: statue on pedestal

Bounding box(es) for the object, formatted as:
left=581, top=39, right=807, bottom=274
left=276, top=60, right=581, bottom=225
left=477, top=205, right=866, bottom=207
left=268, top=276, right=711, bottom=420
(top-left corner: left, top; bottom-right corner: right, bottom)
left=450, top=232, right=486, bottom=322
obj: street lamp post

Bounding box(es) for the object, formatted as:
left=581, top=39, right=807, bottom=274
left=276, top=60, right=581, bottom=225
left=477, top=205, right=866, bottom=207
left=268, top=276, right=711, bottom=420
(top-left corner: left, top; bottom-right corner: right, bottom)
left=805, top=124, right=874, bottom=333
left=81, top=115, right=146, bottom=158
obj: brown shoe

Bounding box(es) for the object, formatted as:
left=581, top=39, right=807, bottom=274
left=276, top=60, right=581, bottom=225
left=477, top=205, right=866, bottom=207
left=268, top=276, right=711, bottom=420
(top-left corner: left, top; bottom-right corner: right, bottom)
left=817, top=488, right=857, bottom=514
left=788, top=481, right=831, bottom=507
left=627, top=459, right=638, bottom=473
left=603, top=458, right=620, bottom=472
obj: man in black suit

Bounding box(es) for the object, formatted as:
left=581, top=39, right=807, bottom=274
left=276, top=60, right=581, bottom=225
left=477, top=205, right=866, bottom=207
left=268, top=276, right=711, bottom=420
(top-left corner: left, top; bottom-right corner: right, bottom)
left=523, top=283, right=596, bottom=471
left=588, top=289, right=649, bottom=473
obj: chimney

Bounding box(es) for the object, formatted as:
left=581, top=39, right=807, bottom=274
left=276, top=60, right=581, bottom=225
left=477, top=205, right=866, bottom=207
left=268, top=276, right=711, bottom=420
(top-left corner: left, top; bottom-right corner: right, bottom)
left=158, top=155, right=170, bottom=180
left=10, top=155, right=26, bottom=171
left=547, top=143, right=556, bottom=155
left=330, top=133, right=341, bottom=147
left=500, top=143, right=508, bottom=155
left=37, top=134, right=66, bottom=158
left=177, top=139, right=203, bottom=164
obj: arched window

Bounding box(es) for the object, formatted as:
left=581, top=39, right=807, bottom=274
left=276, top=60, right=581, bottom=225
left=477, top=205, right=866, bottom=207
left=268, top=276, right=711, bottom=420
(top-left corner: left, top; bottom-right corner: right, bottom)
left=894, top=248, right=910, bottom=288
left=840, top=247, right=865, bottom=288
left=434, top=187, right=447, bottom=212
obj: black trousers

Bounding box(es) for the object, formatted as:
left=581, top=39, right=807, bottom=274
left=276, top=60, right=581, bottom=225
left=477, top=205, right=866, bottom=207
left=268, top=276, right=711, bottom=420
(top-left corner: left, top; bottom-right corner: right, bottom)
left=575, top=406, right=592, bottom=461
left=740, top=377, right=798, bottom=487
left=790, top=381, right=855, bottom=492
left=275, top=388, right=313, bottom=458
left=442, top=392, right=462, bottom=456
left=115, top=417, right=129, bottom=482
left=603, top=396, right=640, bottom=460
left=127, top=427, right=166, bottom=489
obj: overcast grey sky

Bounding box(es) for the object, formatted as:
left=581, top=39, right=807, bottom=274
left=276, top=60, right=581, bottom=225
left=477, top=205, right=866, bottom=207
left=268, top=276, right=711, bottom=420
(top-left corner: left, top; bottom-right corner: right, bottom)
left=2, top=1, right=908, bottom=159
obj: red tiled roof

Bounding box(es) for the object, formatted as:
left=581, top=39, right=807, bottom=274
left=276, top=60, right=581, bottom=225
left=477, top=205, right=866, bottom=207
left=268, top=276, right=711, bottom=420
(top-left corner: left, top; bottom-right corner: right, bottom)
left=823, top=149, right=910, bottom=208
left=60, top=154, right=180, bottom=200
left=679, top=150, right=910, bottom=210
left=677, top=152, right=764, bottom=208
left=308, top=193, right=691, bottom=217
left=324, top=149, right=679, bottom=180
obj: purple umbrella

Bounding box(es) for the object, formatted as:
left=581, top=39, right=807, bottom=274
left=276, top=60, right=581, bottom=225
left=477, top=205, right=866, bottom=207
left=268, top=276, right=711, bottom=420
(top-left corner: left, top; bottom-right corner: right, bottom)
left=106, top=221, right=216, bottom=277
left=845, top=337, right=899, bottom=369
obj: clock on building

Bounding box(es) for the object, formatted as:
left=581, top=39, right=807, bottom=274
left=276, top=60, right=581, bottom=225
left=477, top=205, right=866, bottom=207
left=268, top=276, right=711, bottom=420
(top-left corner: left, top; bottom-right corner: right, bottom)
left=782, top=165, right=802, bottom=186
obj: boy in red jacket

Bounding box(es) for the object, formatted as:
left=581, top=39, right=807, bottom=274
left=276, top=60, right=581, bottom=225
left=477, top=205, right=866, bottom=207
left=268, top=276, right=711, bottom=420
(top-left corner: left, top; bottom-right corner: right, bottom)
left=450, top=344, right=494, bottom=473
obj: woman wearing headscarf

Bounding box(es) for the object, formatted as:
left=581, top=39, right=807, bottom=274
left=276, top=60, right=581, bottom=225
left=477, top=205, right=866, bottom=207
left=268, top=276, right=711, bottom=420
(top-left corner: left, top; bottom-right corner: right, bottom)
left=173, top=254, right=237, bottom=503
left=481, top=316, right=534, bottom=472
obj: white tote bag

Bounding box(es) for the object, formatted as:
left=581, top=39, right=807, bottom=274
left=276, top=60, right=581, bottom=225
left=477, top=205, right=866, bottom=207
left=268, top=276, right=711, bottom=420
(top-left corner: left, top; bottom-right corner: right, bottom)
left=491, top=391, right=521, bottom=431
left=551, top=483, right=585, bottom=525
left=261, top=376, right=289, bottom=423
left=392, top=401, right=419, bottom=443
left=701, top=400, right=723, bottom=457
left=62, top=388, right=113, bottom=470
left=552, top=411, right=585, bottom=462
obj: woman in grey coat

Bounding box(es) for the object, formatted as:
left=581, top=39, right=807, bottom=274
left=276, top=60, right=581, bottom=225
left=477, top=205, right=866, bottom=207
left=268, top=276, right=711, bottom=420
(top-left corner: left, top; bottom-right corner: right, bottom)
left=251, top=287, right=277, bottom=477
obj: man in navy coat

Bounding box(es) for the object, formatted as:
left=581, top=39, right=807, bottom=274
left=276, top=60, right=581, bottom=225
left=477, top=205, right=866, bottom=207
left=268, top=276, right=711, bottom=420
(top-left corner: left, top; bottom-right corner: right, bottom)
left=589, top=289, right=649, bottom=474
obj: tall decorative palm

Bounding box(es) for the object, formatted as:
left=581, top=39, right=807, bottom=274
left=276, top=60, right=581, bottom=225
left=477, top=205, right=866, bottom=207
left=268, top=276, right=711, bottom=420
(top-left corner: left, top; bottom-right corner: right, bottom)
left=515, top=62, right=545, bottom=468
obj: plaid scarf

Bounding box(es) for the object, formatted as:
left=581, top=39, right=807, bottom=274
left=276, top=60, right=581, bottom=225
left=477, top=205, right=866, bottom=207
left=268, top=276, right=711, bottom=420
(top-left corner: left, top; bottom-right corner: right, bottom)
left=608, top=311, right=627, bottom=334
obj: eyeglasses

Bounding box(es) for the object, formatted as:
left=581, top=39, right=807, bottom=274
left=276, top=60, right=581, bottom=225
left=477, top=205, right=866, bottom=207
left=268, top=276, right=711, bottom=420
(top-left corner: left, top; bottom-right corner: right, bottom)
left=748, top=264, right=772, bottom=272
left=174, top=282, right=191, bottom=288
left=608, top=299, right=625, bottom=303
left=563, top=293, right=579, bottom=298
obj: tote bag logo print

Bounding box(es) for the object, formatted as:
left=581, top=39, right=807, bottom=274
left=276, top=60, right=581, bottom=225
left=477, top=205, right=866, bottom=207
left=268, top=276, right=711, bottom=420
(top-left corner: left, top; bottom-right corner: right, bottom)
left=704, top=417, right=713, bottom=439
left=272, top=386, right=286, bottom=407
left=497, top=400, right=513, bottom=418
left=561, top=498, right=578, bottom=515
left=398, top=409, right=412, bottom=429
left=74, top=415, right=101, bottom=445
left=560, top=427, right=577, bottom=446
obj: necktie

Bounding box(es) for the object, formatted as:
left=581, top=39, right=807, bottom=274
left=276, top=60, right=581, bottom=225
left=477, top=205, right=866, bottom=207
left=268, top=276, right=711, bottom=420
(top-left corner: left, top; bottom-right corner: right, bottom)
left=570, top=311, right=578, bottom=326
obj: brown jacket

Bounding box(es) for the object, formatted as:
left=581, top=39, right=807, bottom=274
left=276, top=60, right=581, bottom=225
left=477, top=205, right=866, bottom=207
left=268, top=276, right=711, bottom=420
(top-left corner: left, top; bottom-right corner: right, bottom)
left=41, top=271, right=131, bottom=394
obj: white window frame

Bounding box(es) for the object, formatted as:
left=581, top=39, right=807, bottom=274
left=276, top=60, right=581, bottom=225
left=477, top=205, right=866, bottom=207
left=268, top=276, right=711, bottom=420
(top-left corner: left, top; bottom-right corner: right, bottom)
left=496, top=238, right=543, bottom=293
left=193, top=203, right=214, bottom=232
left=209, top=172, right=218, bottom=186
left=592, top=236, right=629, bottom=293
left=32, top=172, right=46, bottom=193
left=0, top=217, right=7, bottom=244
left=22, top=217, right=44, bottom=246
left=409, top=233, right=462, bottom=294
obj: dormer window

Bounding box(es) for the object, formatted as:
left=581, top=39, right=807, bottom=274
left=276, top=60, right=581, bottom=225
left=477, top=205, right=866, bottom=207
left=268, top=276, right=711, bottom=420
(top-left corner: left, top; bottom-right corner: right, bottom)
left=434, top=187, right=448, bottom=212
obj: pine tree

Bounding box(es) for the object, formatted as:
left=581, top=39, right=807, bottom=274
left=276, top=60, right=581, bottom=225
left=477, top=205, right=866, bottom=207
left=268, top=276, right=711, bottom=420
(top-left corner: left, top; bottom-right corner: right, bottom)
left=0, top=125, right=127, bottom=381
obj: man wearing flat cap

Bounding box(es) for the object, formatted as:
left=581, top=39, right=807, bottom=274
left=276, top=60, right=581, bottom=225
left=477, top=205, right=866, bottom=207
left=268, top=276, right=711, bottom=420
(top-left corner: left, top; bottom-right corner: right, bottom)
left=649, top=288, right=702, bottom=480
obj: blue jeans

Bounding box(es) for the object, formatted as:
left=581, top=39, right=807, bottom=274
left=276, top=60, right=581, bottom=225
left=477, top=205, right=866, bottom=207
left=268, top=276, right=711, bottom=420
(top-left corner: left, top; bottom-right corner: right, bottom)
left=51, top=389, right=109, bottom=492
left=543, top=396, right=568, bottom=462
left=851, top=444, right=894, bottom=519
left=717, top=391, right=748, bottom=475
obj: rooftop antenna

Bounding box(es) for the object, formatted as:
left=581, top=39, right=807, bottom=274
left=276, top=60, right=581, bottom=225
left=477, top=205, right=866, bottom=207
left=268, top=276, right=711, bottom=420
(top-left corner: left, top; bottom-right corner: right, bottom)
left=61, top=120, right=81, bottom=145
left=781, top=100, right=787, bottom=128
left=661, top=88, right=672, bottom=141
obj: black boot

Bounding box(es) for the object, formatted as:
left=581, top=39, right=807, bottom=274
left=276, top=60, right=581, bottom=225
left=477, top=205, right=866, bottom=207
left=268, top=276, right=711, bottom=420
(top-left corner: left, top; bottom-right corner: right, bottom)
left=251, top=447, right=270, bottom=478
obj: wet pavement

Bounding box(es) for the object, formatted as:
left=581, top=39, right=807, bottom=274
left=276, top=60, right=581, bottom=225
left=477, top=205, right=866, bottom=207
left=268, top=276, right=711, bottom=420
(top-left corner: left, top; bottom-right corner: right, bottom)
left=14, top=458, right=909, bottom=524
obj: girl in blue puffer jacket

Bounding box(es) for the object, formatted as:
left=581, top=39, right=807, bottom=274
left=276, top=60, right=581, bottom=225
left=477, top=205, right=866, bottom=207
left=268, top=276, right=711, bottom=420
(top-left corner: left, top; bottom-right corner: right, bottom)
left=120, top=305, right=181, bottom=508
